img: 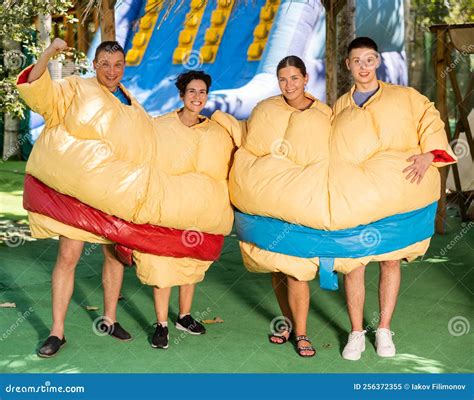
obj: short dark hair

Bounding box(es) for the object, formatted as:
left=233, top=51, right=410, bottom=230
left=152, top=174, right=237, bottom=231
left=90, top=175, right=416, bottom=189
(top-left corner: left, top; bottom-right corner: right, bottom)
left=276, top=55, right=307, bottom=76
left=347, top=37, right=378, bottom=56
left=94, top=41, right=125, bottom=61
left=175, top=70, right=212, bottom=96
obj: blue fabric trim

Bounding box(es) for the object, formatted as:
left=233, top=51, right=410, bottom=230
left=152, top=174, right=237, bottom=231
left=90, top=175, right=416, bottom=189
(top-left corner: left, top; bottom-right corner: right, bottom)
left=236, top=202, right=436, bottom=291
left=235, top=202, right=437, bottom=259
left=319, top=258, right=338, bottom=290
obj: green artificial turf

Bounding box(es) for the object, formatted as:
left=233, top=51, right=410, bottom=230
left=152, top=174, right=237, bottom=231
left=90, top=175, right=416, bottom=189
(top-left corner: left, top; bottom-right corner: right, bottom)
left=0, top=161, right=472, bottom=373
left=0, top=161, right=27, bottom=222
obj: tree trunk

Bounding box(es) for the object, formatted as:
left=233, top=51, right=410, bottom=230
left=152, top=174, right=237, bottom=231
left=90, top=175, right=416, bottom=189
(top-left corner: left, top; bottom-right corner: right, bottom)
left=325, top=2, right=338, bottom=106
left=433, top=28, right=450, bottom=234
left=2, top=113, right=20, bottom=161
left=2, top=39, right=21, bottom=161
left=36, top=13, right=51, bottom=48
left=337, top=0, right=355, bottom=98
left=35, top=14, right=62, bottom=81
left=404, top=0, right=412, bottom=85
left=77, top=4, right=88, bottom=52
left=409, top=28, right=425, bottom=92
left=324, top=0, right=347, bottom=105
left=100, top=0, right=116, bottom=41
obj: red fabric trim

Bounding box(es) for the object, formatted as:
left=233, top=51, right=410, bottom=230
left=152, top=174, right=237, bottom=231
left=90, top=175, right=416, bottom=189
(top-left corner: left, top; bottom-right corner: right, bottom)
left=431, top=150, right=455, bottom=163
left=115, top=245, right=133, bottom=266
left=23, top=175, right=224, bottom=261
left=17, top=65, right=34, bottom=85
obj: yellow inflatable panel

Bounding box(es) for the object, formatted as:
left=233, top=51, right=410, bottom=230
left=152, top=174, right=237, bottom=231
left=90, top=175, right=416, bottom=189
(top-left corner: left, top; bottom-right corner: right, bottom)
left=229, top=94, right=332, bottom=230
left=240, top=238, right=431, bottom=280
left=134, top=251, right=212, bottom=288
left=28, top=212, right=111, bottom=244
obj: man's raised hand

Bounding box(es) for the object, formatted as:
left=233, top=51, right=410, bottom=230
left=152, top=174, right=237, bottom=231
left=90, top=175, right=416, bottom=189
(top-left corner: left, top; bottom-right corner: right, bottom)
left=45, top=38, right=70, bottom=58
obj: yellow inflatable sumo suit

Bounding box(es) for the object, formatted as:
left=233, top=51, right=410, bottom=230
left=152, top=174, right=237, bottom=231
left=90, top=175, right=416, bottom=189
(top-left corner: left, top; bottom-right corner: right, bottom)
left=133, top=111, right=234, bottom=287
left=213, top=82, right=456, bottom=284
left=214, top=93, right=332, bottom=281
left=328, top=81, right=456, bottom=272
left=17, top=66, right=234, bottom=288
left=17, top=66, right=155, bottom=243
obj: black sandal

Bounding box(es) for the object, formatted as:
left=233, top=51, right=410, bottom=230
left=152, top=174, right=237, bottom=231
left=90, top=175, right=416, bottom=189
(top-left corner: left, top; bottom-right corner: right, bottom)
left=295, top=335, right=316, bottom=358
left=269, top=329, right=292, bottom=345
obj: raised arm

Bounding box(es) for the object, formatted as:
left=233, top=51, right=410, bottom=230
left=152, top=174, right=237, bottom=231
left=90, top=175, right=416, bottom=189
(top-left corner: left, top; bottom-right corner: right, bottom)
left=16, top=38, right=78, bottom=127
left=28, top=38, right=68, bottom=83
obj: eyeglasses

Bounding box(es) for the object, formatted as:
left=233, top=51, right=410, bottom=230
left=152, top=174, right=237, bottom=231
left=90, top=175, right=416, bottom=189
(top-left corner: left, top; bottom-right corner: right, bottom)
left=349, top=54, right=379, bottom=68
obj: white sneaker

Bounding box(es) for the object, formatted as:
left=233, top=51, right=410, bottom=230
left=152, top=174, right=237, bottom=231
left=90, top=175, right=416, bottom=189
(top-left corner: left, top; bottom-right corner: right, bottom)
left=375, top=328, right=396, bottom=357
left=342, top=330, right=366, bottom=361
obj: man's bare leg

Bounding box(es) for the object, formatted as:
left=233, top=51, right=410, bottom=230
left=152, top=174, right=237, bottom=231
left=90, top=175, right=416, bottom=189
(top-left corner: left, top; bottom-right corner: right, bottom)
left=341, top=265, right=367, bottom=360
left=344, top=265, right=366, bottom=332
left=378, top=260, right=401, bottom=329
left=102, top=244, right=124, bottom=324
left=49, top=237, right=84, bottom=338
left=375, top=260, right=400, bottom=357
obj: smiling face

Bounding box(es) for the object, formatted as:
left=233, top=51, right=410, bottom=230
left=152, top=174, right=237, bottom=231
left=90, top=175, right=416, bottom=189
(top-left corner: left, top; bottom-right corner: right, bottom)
left=346, top=47, right=380, bottom=87
left=93, top=50, right=125, bottom=92
left=181, top=79, right=208, bottom=113
left=277, top=66, right=308, bottom=103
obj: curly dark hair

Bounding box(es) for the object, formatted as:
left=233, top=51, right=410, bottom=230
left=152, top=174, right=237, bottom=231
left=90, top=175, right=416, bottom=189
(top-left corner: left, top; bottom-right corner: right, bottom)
left=175, top=70, right=212, bottom=96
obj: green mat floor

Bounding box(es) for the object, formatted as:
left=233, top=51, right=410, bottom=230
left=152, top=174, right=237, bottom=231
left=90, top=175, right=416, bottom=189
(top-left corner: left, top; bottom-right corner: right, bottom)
left=0, top=161, right=472, bottom=373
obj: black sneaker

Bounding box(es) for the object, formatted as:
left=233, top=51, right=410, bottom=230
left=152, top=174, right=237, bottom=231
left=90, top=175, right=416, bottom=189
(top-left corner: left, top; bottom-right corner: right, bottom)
left=98, top=321, right=133, bottom=342
left=175, top=314, right=206, bottom=335
left=38, top=336, right=66, bottom=358
left=151, top=323, right=169, bottom=349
